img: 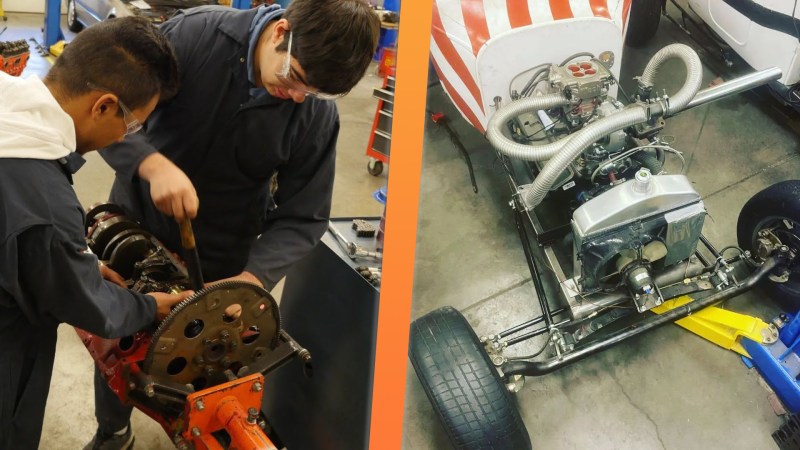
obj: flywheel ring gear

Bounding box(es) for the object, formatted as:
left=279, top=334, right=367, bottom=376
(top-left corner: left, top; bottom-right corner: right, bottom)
left=143, top=281, right=281, bottom=389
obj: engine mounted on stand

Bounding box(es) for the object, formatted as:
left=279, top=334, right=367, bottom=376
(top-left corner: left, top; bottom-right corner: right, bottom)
left=78, top=203, right=311, bottom=450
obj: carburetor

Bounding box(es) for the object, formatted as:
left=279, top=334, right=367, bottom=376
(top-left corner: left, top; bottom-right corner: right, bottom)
left=549, top=59, right=615, bottom=124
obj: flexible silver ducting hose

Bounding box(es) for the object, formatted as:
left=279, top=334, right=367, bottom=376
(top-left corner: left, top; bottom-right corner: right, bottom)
left=485, top=93, right=571, bottom=161
left=485, top=43, right=702, bottom=209
left=640, top=43, right=704, bottom=114
left=522, top=107, right=648, bottom=208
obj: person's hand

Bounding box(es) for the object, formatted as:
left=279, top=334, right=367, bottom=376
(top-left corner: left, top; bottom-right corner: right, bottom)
left=204, top=271, right=264, bottom=289
left=149, top=290, right=195, bottom=321
left=205, top=272, right=264, bottom=320
left=99, top=262, right=127, bottom=288
left=138, top=153, right=199, bottom=220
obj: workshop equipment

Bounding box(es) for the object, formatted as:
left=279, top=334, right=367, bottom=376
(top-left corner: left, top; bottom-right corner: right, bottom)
left=651, top=296, right=779, bottom=357
left=77, top=203, right=311, bottom=449
left=366, top=74, right=393, bottom=176
left=328, top=221, right=382, bottom=261
left=0, top=39, right=29, bottom=76
left=742, top=312, right=800, bottom=415
left=264, top=218, right=381, bottom=449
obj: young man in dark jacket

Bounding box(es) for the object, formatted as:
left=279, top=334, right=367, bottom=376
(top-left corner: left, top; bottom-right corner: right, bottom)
left=0, top=17, right=190, bottom=449
left=85, top=0, right=380, bottom=448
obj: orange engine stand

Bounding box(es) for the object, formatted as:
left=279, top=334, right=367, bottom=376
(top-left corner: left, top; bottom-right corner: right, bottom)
left=181, top=373, right=277, bottom=450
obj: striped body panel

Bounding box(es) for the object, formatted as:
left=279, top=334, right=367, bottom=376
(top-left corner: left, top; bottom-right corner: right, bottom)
left=432, top=0, right=633, bottom=131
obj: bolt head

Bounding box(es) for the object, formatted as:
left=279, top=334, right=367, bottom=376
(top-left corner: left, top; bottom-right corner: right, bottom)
left=252, top=382, right=263, bottom=392
left=195, top=399, right=205, bottom=411
left=191, top=427, right=201, bottom=437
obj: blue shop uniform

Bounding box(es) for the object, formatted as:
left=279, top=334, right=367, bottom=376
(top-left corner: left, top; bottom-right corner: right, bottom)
left=100, top=5, right=340, bottom=289
left=0, top=73, right=157, bottom=449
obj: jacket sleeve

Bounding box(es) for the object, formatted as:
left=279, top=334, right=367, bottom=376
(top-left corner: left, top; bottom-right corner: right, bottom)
left=98, top=10, right=208, bottom=181
left=13, top=225, right=156, bottom=338
left=244, top=107, right=341, bottom=290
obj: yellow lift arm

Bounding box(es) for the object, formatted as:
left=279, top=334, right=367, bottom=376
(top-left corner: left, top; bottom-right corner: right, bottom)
left=651, top=295, right=779, bottom=357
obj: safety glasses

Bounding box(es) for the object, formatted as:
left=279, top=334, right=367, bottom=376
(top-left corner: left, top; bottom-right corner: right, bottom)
left=276, top=32, right=347, bottom=101
left=87, top=82, right=143, bottom=135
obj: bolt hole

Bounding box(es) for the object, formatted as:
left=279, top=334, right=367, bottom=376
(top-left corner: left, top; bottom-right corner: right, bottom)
left=184, top=319, right=204, bottom=338
left=118, top=336, right=135, bottom=352
left=167, top=357, right=187, bottom=375
left=206, top=342, right=226, bottom=362
left=242, top=326, right=261, bottom=345
left=192, top=377, right=207, bottom=390
left=223, top=304, right=242, bottom=323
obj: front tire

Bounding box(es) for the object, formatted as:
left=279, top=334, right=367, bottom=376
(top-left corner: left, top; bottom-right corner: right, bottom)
left=737, top=180, right=800, bottom=312
left=67, top=0, right=84, bottom=32
left=626, top=0, right=662, bottom=47
left=409, top=307, right=531, bottom=450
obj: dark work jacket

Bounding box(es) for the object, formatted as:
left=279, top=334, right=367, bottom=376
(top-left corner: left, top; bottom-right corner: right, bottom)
left=100, top=6, right=340, bottom=289
left=0, top=156, right=156, bottom=449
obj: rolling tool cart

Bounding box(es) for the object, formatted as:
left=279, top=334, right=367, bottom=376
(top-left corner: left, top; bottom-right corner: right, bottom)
left=263, top=218, right=381, bottom=450
left=366, top=74, right=393, bottom=176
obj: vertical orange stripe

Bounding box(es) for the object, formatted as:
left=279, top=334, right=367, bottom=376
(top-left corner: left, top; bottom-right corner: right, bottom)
left=506, top=0, right=533, bottom=29
left=431, top=5, right=485, bottom=113
left=461, top=0, right=491, bottom=56
left=549, top=0, right=574, bottom=19
left=431, top=58, right=486, bottom=133
left=589, top=0, right=611, bottom=19
left=367, top=0, right=432, bottom=447
left=622, top=0, right=632, bottom=29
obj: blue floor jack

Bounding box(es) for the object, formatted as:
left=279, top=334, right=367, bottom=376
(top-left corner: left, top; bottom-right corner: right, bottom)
left=742, top=313, right=800, bottom=449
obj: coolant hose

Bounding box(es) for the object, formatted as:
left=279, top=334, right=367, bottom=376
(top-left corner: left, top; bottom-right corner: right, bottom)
left=485, top=93, right=571, bottom=161
left=631, top=152, right=663, bottom=174
left=640, top=43, right=704, bottom=114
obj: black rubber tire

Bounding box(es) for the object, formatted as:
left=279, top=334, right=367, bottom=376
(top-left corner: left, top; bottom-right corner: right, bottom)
left=67, top=0, right=84, bottom=32
left=408, top=306, right=532, bottom=450
left=368, top=159, right=384, bottom=176
left=625, top=0, right=662, bottom=47
left=737, top=180, right=800, bottom=312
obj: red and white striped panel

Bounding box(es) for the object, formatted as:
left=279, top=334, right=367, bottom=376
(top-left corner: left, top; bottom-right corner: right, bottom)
left=432, top=0, right=633, bottom=132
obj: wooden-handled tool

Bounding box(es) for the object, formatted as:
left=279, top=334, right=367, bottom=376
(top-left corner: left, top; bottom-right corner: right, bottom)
left=179, top=219, right=204, bottom=291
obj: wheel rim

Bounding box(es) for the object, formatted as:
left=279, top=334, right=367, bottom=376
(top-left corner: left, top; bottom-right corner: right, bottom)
left=751, top=215, right=800, bottom=278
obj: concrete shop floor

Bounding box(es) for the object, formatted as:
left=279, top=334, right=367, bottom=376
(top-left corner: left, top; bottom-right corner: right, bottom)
left=2, top=12, right=387, bottom=450
left=403, top=9, right=798, bottom=450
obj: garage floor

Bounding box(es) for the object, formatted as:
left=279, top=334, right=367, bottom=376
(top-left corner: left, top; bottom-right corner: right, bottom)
left=2, top=11, right=387, bottom=450
left=402, top=5, right=799, bottom=450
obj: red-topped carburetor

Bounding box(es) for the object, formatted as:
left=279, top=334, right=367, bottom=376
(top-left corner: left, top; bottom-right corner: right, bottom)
left=77, top=203, right=311, bottom=450
left=548, top=58, right=616, bottom=125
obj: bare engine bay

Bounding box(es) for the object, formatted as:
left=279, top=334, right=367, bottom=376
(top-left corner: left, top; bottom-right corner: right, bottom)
left=78, top=203, right=311, bottom=449
left=485, top=44, right=784, bottom=365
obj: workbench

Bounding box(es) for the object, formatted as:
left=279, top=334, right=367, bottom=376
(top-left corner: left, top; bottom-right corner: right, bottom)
left=263, top=218, right=381, bottom=450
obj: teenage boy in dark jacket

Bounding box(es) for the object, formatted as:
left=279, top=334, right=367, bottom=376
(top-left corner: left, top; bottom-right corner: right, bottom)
left=0, top=17, right=190, bottom=449
left=85, top=1, right=380, bottom=448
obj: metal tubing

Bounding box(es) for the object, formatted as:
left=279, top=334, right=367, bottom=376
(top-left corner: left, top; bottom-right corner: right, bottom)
left=677, top=67, right=783, bottom=115
left=513, top=207, right=554, bottom=329
left=506, top=318, right=571, bottom=346
left=498, top=308, right=567, bottom=339
left=502, top=256, right=779, bottom=377
left=699, top=234, right=721, bottom=259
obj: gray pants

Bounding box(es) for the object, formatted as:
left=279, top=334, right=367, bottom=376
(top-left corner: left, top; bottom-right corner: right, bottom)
left=94, top=367, right=132, bottom=433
